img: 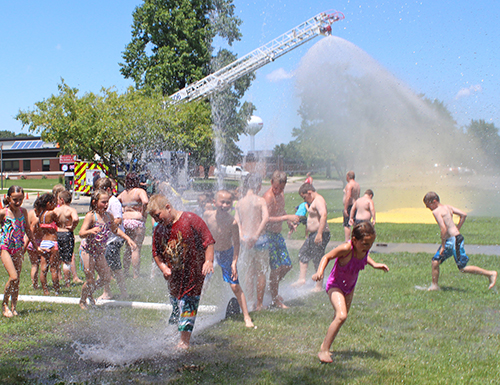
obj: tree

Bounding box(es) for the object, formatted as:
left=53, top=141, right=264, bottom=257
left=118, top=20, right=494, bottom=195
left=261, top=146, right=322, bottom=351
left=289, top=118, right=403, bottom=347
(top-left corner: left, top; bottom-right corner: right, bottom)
left=120, top=0, right=242, bottom=96
left=15, top=81, right=212, bottom=181
left=121, top=0, right=252, bottom=176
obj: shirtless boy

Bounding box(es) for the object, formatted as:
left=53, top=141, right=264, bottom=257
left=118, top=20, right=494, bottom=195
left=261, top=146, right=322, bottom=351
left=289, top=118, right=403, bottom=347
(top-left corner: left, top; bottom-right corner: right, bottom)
left=53, top=191, right=79, bottom=287
left=235, top=174, right=269, bottom=311
left=423, top=191, right=497, bottom=291
left=291, top=183, right=330, bottom=291
left=343, top=171, right=360, bottom=241
left=263, top=171, right=293, bottom=308
left=349, top=189, right=375, bottom=226
left=204, top=190, right=254, bottom=327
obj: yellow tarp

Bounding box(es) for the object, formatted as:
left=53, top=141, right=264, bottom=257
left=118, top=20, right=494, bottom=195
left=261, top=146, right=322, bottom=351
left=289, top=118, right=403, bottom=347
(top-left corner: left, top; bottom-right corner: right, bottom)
left=328, top=207, right=436, bottom=224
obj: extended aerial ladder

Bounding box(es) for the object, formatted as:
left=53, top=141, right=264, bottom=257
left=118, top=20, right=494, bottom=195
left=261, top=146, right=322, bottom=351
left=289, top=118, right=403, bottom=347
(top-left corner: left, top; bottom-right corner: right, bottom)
left=169, top=10, right=344, bottom=104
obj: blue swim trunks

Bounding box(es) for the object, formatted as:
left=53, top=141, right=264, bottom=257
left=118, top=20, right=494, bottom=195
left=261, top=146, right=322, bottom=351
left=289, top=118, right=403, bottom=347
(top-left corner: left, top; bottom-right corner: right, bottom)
left=169, top=295, right=200, bottom=332
left=266, top=232, right=292, bottom=270
left=432, top=234, right=469, bottom=269
left=215, top=246, right=239, bottom=285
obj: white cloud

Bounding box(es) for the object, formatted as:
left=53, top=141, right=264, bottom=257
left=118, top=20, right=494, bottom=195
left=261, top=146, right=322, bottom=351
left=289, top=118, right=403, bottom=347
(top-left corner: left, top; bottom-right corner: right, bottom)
left=455, top=84, right=482, bottom=100
left=266, top=68, right=294, bottom=82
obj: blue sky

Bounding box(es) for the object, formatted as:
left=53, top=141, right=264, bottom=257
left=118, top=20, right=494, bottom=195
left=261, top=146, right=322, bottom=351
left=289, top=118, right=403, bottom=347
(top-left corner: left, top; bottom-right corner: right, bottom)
left=1, top=1, right=499, bottom=153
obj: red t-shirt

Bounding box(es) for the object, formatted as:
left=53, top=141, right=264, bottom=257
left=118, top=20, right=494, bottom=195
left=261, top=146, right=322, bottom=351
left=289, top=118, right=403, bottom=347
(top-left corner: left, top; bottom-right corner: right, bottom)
left=152, top=212, right=215, bottom=299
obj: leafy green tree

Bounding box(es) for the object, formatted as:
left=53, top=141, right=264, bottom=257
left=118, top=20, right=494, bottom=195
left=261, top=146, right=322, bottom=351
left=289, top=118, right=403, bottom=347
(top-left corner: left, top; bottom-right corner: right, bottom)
left=120, top=0, right=242, bottom=96
left=121, top=0, right=252, bottom=176
left=15, top=81, right=212, bottom=181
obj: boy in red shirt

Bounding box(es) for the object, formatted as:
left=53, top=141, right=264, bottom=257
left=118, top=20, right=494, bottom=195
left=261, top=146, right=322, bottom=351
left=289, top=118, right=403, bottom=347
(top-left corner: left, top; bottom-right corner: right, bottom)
left=148, top=194, right=215, bottom=349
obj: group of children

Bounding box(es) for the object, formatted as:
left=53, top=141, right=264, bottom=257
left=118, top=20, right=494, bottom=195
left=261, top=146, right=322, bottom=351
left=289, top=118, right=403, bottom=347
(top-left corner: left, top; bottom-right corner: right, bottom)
left=0, top=175, right=497, bottom=364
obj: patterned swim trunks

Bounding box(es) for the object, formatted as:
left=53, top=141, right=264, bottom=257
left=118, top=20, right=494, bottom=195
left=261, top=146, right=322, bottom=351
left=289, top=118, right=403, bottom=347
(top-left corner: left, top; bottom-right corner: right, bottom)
left=266, top=232, right=292, bottom=270
left=169, top=295, right=201, bottom=332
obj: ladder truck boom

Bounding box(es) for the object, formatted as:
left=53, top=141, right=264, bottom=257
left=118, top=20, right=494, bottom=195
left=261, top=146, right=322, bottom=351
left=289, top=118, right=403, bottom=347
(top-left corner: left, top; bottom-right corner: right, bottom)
left=169, top=11, right=344, bottom=104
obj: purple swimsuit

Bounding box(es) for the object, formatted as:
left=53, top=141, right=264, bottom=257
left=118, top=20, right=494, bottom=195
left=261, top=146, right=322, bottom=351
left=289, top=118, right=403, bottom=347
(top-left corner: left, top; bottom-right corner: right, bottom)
left=325, top=241, right=368, bottom=295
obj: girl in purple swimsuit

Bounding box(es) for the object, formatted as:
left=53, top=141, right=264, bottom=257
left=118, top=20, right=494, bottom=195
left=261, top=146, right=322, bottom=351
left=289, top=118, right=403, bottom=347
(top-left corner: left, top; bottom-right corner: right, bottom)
left=312, top=222, right=389, bottom=363
left=79, top=189, right=136, bottom=309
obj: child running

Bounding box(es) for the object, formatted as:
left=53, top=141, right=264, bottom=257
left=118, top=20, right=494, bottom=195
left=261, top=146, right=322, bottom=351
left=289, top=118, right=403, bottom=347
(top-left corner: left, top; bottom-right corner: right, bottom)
left=423, top=191, right=497, bottom=291
left=0, top=186, right=41, bottom=317
left=79, top=189, right=137, bottom=309
left=204, top=190, right=254, bottom=328
left=37, top=193, right=61, bottom=295
left=26, top=197, right=43, bottom=289
left=148, top=194, right=215, bottom=349
left=312, top=222, right=389, bottom=363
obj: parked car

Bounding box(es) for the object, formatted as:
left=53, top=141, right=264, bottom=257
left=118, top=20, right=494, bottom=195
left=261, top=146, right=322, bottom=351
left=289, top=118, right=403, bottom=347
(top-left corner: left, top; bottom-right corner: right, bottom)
left=214, top=165, right=249, bottom=180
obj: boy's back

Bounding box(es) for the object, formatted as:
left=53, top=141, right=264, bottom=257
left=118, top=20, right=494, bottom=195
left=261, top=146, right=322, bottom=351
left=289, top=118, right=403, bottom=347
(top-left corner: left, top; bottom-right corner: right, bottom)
left=236, top=192, right=267, bottom=240
left=54, top=204, right=79, bottom=232
left=431, top=204, right=462, bottom=239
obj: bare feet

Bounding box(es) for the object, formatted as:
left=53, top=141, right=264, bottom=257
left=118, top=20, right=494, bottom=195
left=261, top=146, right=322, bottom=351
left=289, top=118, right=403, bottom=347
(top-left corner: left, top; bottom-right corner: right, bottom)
left=291, top=279, right=306, bottom=288
left=428, top=284, right=440, bottom=291
left=271, top=298, right=289, bottom=309
left=176, top=341, right=189, bottom=350
left=254, top=304, right=264, bottom=311
left=489, top=271, right=497, bottom=289
left=43, top=289, right=50, bottom=296
left=3, top=304, right=13, bottom=318
left=97, top=294, right=113, bottom=301
left=318, top=351, right=333, bottom=363
left=73, top=277, right=83, bottom=284
left=11, top=309, right=18, bottom=316
left=244, top=317, right=255, bottom=328
left=311, top=286, right=323, bottom=293
left=79, top=300, right=88, bottom=310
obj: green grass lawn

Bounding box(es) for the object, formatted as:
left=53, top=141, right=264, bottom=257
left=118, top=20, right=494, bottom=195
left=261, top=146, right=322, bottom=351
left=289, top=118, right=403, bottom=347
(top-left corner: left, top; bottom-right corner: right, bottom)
left=0, top=241, right=499, bottom=383
left=0, top=177, right=63, bottom=194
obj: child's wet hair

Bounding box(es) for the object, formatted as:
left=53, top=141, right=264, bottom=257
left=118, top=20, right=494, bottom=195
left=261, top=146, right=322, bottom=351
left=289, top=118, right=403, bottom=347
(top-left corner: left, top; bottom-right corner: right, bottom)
left=4, top=185, right=24, bottom=206
left=38, top=193, right=56, bottom=210
left=351, top=221, right=376, bottom=240
left=147, top=194, right=171, bottom=213
left=423, top=191, right=440, bottom=205
left=90, top=189, right=108, bottom=211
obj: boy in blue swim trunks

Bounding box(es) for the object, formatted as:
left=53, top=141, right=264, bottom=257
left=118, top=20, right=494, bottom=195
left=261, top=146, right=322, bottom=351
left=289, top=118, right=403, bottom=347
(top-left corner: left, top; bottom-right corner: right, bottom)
left=148, top=194, right=215, bottom=349
left=204, top=190, right=254, bottom=327
left=263, top=171, right=293, bottom=308
left=423, top=191, right=497, bottom=291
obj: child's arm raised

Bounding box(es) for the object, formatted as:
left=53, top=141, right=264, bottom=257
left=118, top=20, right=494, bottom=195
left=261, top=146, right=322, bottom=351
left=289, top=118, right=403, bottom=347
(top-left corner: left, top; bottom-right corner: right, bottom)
left=367, top=256, right=389, bottom=272
left=312, top=242, right=350, bottom=281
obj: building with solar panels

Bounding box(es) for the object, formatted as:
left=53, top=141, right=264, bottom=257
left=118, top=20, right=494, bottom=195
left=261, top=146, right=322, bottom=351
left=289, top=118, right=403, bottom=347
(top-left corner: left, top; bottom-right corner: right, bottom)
left=0, top=136, right=61, bottom=179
